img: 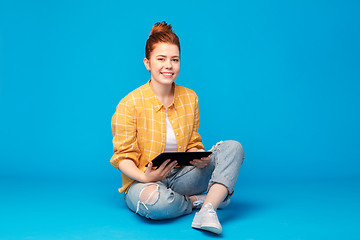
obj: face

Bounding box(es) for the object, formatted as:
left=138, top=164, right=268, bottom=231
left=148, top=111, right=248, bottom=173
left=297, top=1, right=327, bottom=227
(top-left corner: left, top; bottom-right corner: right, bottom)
left=144, top=43, right=180, bottom=86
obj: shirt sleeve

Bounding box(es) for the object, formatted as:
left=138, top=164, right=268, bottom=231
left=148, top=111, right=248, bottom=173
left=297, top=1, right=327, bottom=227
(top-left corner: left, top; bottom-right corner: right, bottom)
left=186, top=96, right=205, bottom=151
left=110, top=97, right=141, bottom=170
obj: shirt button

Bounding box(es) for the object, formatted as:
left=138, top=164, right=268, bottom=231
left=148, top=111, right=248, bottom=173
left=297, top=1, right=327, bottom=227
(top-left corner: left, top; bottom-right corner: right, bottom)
left=179, top=146, right=181, bottom=149
left=176, top=133, right=179, bottom=136
left=171, top=120, right=174, bottom=124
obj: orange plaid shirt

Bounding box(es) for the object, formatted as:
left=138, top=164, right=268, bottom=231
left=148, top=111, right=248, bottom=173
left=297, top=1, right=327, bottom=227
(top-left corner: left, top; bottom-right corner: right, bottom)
left=110, top=81, right=204, bottom=193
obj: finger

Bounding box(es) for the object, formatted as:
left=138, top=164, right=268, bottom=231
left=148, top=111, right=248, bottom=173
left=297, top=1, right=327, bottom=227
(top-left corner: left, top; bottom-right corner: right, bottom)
left=203, top=157, right=211, bottom=162
left=158, top=159, right=171, bottom=171
left=159, top=161, right=177, bottom=178
left=157, top=159, right=176, bottom=175
left=201, top=159, right=210, bottom=164
left=190, top=160, right=201, bottom=167
left=145, top=162, right=153, bottom=173
left=164, top=160, right=177, bottom=173
left=193, top=159, right=207, bottom=164
left=191, top=159, right=208, bottom=168
left=165, top=161, right=177, bottom=176
left=190, top=159, right=200, bottom=165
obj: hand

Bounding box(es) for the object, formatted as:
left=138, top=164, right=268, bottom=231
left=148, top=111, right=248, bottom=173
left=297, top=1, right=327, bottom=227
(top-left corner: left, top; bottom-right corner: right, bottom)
left=190, top=149, right=211, bottom=168
left=142, top=159, right=178, bottom=183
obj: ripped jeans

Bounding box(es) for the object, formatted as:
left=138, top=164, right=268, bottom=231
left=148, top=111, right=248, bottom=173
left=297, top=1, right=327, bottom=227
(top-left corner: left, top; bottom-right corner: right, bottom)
left=124, top=140, right=245, bottom=220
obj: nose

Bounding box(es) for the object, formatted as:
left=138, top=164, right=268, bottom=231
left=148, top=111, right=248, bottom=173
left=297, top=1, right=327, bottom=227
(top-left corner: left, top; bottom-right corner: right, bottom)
left=164, top=59, right=172, bottom=69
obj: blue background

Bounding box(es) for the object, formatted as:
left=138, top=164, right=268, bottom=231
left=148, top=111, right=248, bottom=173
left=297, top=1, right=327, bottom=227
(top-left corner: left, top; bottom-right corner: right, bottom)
left=1, top=0, right=359, bottom=239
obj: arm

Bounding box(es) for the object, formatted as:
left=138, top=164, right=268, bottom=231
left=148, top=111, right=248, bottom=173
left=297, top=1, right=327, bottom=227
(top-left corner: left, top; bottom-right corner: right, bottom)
left=118, top=160, right=147, bottom=182
left=186, top=96, right=205, bottom=151
left=110, top=97, right=141, bottom=170
left=187, top=147, right=205, bottom=152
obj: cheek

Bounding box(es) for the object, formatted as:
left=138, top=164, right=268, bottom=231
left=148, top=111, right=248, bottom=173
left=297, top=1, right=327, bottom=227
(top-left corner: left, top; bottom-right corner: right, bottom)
left=148, top=64, right=159, bottom=73
left=175, top=65, right=181, bottom=73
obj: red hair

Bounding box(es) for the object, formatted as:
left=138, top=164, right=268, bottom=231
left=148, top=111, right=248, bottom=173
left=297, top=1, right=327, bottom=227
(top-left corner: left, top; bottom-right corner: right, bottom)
left=145, top=21, right=180, bottom=59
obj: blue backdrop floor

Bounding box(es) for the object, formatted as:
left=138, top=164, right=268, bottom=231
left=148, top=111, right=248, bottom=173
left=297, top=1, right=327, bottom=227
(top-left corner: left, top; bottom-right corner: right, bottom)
left=1, top=176, right=359, bottom=240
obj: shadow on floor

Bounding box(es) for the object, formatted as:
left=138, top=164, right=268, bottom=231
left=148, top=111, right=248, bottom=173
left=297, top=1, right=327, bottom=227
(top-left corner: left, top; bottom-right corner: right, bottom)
left=219, top=199, right=269, bottom=224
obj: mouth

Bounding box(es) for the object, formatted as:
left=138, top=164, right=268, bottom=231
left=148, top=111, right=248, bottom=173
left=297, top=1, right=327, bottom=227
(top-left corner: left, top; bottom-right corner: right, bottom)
left=161, top=72, right=174, bottom=77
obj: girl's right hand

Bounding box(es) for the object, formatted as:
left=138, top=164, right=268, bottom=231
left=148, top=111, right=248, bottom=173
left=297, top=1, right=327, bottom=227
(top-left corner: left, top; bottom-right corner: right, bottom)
left=142, top=159, right=178, bottom=183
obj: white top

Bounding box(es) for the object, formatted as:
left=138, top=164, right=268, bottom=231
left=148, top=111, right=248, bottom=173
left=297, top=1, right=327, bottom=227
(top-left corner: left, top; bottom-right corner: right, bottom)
left=164, top=113, right=178, bottom=152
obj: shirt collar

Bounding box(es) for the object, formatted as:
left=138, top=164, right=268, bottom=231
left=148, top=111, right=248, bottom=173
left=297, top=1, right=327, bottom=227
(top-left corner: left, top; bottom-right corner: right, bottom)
left=143, top=80, right=178, bottom=112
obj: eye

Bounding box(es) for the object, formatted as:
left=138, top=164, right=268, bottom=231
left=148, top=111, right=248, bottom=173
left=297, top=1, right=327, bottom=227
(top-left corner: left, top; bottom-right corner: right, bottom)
left=172, top=59, right=179, bottom=62
left=157, top=58, right=165, bottom=61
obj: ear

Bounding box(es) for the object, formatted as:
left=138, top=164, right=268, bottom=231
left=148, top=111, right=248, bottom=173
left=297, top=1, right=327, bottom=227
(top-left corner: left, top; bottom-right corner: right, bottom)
left=144, top=58, right=150, bottom=71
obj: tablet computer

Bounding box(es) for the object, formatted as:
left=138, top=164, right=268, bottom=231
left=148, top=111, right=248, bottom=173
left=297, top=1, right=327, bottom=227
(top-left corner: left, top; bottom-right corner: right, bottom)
left=146, top=151, right=212, bottom=168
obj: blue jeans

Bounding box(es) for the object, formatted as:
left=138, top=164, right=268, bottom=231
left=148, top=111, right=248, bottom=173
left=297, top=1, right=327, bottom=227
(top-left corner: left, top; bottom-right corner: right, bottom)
left=124, top=140, right=245, bottom=220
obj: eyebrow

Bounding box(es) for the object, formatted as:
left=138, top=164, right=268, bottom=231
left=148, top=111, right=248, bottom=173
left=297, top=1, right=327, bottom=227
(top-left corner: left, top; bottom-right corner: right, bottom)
left=156, top=55, right=180, bottom=58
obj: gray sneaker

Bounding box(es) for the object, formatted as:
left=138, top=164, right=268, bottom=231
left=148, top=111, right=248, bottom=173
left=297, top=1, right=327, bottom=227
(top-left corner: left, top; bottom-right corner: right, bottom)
left=191, top=203, right=222, bottom=234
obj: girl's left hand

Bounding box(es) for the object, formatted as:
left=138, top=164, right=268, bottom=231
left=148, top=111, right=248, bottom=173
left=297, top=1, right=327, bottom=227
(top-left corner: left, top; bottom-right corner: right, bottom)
left=190, top=149, right=211, bottom=168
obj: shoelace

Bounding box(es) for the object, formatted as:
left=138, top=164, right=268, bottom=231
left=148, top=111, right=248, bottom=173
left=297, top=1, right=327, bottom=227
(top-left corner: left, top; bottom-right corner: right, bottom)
left=200, top=203, right=216, bottom=214
left=193, top=200, right=202, bottom=207
left=206, top=207, right=216, bottom=214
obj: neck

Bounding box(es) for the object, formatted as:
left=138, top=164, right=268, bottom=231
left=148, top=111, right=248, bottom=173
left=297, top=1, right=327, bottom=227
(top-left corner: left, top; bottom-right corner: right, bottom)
left=150, top=80, right=174, bottom=108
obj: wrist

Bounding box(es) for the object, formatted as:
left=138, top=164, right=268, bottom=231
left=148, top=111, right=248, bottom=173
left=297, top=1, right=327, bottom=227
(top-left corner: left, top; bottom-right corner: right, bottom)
left=138, top=172, right=148, bottom=183
left=187, top=147, right=199, bottom=152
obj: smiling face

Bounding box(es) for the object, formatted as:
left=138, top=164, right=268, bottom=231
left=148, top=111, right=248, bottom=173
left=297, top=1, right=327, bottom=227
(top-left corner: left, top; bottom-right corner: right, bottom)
left=144, top=43, right=180, bottom=86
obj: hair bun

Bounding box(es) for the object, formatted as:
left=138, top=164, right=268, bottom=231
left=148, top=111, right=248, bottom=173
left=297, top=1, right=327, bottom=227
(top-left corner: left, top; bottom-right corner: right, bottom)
left=145, top=21, right=180, bottom=59
left=150, top=21, right=173, bottom=36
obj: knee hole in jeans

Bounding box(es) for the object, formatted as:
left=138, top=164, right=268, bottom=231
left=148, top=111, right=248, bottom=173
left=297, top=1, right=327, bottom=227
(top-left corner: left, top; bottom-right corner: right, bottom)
left=139, top=184, right=159, bottom=205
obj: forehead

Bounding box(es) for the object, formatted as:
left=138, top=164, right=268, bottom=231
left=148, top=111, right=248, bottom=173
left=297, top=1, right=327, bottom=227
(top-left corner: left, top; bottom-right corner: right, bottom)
left=151, top=43, right=180, bottom=57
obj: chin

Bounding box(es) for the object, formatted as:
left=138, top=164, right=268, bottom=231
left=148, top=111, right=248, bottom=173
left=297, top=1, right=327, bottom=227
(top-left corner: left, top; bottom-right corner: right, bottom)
left=160, top=78, right=176, bottom=85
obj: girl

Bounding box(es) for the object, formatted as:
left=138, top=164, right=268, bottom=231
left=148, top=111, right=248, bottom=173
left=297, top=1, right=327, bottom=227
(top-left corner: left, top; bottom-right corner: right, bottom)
left=110, top=21, right=244, bottom=234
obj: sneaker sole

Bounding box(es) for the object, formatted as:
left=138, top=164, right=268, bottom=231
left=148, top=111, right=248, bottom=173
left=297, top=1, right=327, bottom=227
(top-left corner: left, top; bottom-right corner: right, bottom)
left=192, top=223, right=222, bottom=235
